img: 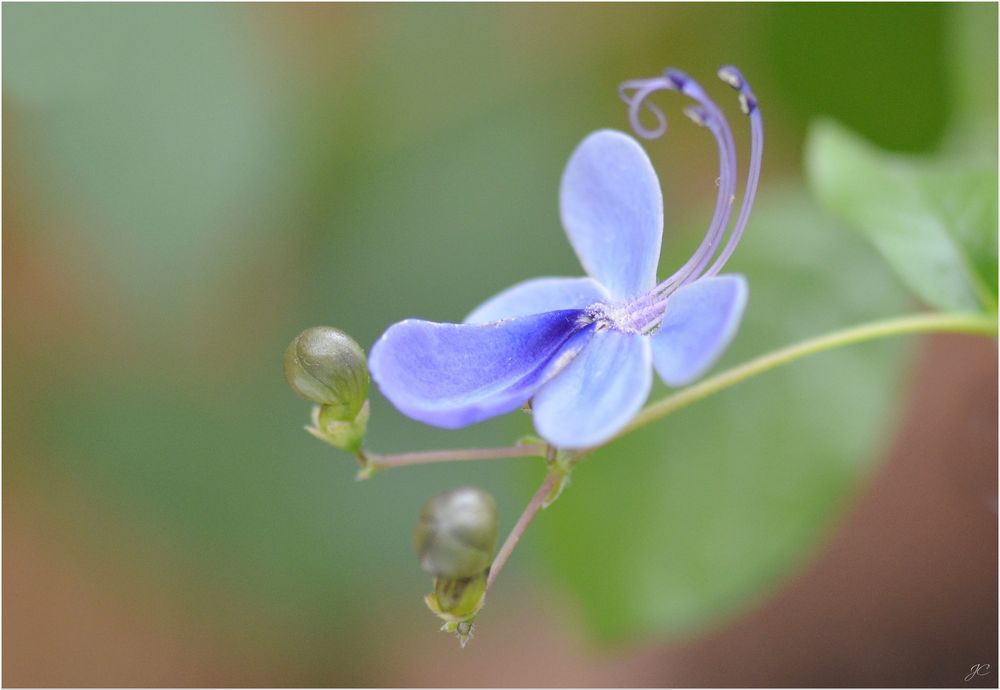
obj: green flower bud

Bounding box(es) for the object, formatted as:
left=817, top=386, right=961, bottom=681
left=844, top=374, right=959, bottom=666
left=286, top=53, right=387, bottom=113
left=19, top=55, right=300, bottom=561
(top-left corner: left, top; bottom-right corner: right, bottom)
left=284, top=326, right=368, bottom=420
left=414, top=486, right=498, bottom=579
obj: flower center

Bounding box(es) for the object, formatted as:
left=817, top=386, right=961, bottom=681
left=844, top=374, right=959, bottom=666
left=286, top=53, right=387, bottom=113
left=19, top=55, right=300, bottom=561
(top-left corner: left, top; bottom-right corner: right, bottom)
left=581, top=293, right=667, bottom=335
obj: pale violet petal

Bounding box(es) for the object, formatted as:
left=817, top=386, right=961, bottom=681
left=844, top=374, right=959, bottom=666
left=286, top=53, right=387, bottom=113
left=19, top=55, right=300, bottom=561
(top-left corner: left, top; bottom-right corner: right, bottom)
left=560, top=129, right=663, bottom=299
left=651, top=275, right=748, bottom=387
left=532, top=329, right=652, bottom=449
left=369, top=310, right=593, bottom=429
left=465, top=276, right=610, bottom=325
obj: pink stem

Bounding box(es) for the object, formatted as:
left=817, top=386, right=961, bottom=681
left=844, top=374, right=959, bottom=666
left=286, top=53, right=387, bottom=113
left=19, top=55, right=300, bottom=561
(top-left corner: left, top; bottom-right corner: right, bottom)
left=486, top=472, right=559, bottom=592
left=369, top=444, right=546, bottom=470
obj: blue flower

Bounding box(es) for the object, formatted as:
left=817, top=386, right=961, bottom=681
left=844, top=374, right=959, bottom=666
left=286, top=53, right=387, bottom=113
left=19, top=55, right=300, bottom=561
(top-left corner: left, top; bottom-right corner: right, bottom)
left=370, top=67, right=762, bottom=449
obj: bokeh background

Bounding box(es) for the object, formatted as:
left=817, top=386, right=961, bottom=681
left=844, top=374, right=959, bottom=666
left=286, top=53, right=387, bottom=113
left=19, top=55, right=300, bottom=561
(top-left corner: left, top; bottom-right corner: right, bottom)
left=3, top=3, right=997, bottom=687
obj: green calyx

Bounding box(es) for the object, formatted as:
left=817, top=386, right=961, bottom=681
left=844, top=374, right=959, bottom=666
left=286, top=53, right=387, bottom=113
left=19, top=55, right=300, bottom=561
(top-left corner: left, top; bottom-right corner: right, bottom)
left=424, top=572, right=486, bottom=647
left=426, top=571, right=487, bottom=619
left=305, top=400, right=369, bottom=454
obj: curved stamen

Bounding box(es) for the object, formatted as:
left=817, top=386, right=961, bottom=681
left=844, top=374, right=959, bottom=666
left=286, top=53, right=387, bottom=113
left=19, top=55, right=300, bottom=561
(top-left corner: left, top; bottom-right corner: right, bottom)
left=660, top=69, right=738, bottom=290
left=617, top=71, right=738, bottom=316
left=705, top=65, right=763, bottom=277
left=617, top=67, right=760, bottom=330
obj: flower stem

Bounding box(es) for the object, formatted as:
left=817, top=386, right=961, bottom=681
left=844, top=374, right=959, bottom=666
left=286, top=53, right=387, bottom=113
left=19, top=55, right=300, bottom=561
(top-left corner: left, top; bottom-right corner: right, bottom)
left=486, top=472, right=559, bottom=594
left=617, top=311, right=997, bottom=441
left=367, top=444, right=546, bottom=471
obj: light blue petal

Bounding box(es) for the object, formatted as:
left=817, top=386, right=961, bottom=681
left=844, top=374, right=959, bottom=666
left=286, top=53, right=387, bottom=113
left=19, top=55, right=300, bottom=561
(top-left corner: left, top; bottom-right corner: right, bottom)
left=560, top=129, right=663, bottom=299
left=465, top=276, right=610, bottom=325
left=651, top=275, right=748, bottom=387
left=369, top=310, right=594, bottom=429
left=532, top=329, right=652, bottom=449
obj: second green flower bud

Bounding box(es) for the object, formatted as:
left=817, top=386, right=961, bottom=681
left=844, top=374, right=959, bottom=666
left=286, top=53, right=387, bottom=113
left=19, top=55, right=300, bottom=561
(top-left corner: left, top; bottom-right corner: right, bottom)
left=414, top=486, right=498, bottom=580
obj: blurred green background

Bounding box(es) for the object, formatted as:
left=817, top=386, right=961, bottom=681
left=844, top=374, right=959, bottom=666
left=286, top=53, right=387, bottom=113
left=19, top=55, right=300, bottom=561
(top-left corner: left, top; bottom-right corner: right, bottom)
left=3, top=3, right=996, bottom=686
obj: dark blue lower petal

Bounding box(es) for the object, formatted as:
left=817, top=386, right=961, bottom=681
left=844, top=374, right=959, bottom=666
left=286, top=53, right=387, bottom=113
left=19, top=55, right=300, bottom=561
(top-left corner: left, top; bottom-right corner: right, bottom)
left=464, top=276, right=609, bottom=325
left=369, top=310, right=592, bottom=428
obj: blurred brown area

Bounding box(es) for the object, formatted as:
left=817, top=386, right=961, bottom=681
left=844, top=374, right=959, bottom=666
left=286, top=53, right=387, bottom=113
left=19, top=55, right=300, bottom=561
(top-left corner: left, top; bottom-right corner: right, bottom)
left=5, top=334, right=995, bottom=687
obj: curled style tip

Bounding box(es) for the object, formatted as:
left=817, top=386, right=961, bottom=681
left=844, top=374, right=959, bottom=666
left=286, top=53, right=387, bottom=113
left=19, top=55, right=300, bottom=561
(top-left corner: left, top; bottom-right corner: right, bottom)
left=618, top=77, right=674, bottom=140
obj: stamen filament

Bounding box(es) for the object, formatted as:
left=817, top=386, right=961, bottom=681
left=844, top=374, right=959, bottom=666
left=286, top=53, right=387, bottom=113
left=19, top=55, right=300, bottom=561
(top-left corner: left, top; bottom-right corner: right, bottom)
left=619, top=65, right=762, bottom=326
left=618, top=70, right=739, bottom=317
left=659, top=70, right=739, bottom=291
left=705, top=66, right=763, bottom=277
left=625, top=294, right=671, bottom=332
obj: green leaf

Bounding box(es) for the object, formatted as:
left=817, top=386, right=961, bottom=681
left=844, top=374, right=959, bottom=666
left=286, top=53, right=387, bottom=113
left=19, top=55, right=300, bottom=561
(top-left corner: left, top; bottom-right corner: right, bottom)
left=532, top=188, right=912, bottom=641
left=806, top=120, right=998, bottom=313
left=945, top=4, right=998, bottom=158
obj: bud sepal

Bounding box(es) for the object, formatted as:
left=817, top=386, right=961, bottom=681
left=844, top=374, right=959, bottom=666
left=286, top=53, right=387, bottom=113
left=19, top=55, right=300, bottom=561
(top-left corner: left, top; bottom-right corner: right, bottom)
left=305, top=400, right=369, bottom=453
left=438, top=617, right=477, bottom=648
left=542, top=447, right=578, bottom=508
left=427, top=572, right=487, bottom=617
left=424, top=574, right=486, bottom=648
